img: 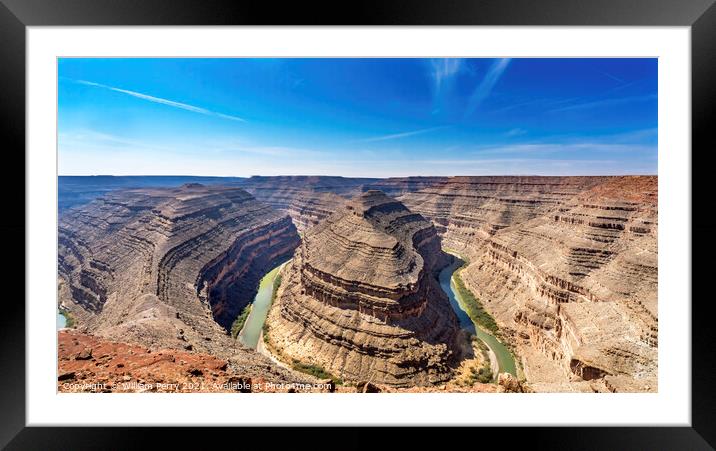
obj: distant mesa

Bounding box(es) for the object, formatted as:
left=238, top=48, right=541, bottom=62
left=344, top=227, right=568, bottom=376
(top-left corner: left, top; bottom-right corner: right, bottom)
left=265, top=190, right=461, bottom=386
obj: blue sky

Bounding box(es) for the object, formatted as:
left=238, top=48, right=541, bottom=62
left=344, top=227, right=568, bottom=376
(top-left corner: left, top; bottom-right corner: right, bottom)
left=58, top=58, right=657, bottom=177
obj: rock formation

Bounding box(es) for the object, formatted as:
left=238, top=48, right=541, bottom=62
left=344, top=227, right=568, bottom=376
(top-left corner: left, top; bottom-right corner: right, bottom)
left=265, top=190, right=462, bottom=386
left=241, top=176, right=448, bottom=232
left=363, top=177, right=450, bottom=198
left=240, top=176, right=371, bottom=232
left=58, top=184, right=300, bottom=357
left=244, top=185, right=349, bottom=232
left=402, top=176, right=658, bottom=392
left=399, top=176, right=605, bottom=257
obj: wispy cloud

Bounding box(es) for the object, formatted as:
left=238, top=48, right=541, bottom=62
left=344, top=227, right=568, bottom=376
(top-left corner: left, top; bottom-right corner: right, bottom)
left=490, top=98, right=547, bottom=114
left=599, top=72, right=644, bottom=95
left=490, top=96, right=582, bottom=115
left=429, top=58, right=463, bottom=92
left=470, top=142, right=655, bottom=156
left=465, top=58, right=511, bottom=116
left=72, top=79, right=247, bottom=122
left=355, top=126, right=448, bottom=143
left=212, top=144, right=328, bottom=158
left=550, top=94, right=657, bottom=112
left=505, top=128, right=527, bottom=137
left=420, top=157, right=618, bottom=165
left=428, top=58, right=464, bottom=116
left=602, top=72, right=626, bottom=84
left=606, top=127, right=657, bottom=143
left=59, top=130, right=173, bottom=153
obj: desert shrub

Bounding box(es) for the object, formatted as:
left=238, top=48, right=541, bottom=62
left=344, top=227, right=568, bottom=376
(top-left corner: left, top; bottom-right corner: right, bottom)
left=291, top=359, right=343, bottom=385
left=230, top=304, right=252, bottom=339
left=453, top=269, right=500, bottom=335
left=476, top=366, right=493, bottom=383
left=271, top=274, right=282, bottom=302
left=59, top=310, right=75, bottom=328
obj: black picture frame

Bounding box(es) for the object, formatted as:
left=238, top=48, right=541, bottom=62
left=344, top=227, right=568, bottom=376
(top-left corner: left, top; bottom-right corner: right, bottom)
left=2, top=0, right=714, bottom=448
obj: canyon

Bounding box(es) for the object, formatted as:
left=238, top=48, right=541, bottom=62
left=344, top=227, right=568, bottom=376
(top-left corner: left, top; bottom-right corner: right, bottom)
left=58, top=175, right=658, bottom=392
left=58, top=183, right=300, bottom=362
left=243, top=175, right=658, bottom=392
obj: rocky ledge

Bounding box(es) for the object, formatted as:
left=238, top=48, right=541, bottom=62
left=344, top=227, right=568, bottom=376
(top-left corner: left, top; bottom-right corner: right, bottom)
left=57, top=330, right=322, bottom=393
left=265, top=190, right=462, bottom=387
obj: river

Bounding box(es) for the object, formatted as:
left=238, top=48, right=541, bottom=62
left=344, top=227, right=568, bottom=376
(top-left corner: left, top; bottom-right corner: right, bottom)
left=238, top=261, right=288, bottom=349
left=57, top=310, right=67, bottom=329
left=439, top=252, right=517, bottom=379
left=238, top=253, right=516, bottom=381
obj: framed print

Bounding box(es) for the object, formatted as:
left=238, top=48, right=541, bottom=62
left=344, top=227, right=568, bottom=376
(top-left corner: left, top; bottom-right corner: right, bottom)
left=3, top=0, right=715, bottom=448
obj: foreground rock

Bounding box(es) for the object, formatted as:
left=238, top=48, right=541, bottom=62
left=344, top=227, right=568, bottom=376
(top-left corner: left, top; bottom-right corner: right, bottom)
left=58, top=184, right=300, bottom=359
left=265, top=190, right=462, bottom=387
left=57, top=330, right=324, bottom=393
left=60, top=331, right=499, bottom=393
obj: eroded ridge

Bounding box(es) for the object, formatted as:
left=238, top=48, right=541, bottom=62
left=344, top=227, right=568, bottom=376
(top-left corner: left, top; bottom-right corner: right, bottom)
left=399, top=176, right=607, bottom=255
left=266, top=190, right=461, bottom=386
left=402, top=176, right=657, bottom=392
left=58, top=184, right=300, bottom=358
left=242, top=175, right=449, bottom=232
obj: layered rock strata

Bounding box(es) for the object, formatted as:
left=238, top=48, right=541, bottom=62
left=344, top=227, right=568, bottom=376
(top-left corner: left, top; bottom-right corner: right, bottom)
left=243, top=185, right=349, bottom=232
left=363, top=177, right=449, bottom=198
left=241, top=175, right=377, bottom=196
left=58, top=184, right=300, bottom=357
left=440, top=176, right=658, bottom=392
left=242, top=176, right=449, bottom=232
left=265, top=190, right=461, bottom=386
left=240, top=176, right=371, bottom=232
left=399, top=176, right=606, bottom=258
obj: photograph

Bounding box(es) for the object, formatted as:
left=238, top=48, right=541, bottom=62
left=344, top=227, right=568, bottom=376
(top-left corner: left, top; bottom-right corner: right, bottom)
left=56, top=57, right=658, bottom=394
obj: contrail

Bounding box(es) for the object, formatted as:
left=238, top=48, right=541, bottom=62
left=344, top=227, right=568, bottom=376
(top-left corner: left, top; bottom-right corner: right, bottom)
left=73, top=79, right=246, bottom=123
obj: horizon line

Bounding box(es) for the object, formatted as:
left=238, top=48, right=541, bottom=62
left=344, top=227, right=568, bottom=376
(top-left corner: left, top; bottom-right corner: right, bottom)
left=57, top=173, right=658, bottom=178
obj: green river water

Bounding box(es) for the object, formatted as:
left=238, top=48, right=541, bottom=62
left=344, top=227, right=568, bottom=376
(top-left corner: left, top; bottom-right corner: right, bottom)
left=439, top=252, right=517, bottom=378
left=238, top=252, right=517, bottom=381
left=238, top=262, right=287, bottom=349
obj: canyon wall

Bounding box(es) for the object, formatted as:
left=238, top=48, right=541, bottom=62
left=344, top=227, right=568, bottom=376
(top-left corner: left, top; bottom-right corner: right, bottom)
left=265, top=190, right=462, bottom=386
left=58, top=184, right=300, bottom=358
left=240, top=176, right=368, bottom=232
left=399, top=176, right=605, bottom=257
left=401, top=176, right=658, bottom=392
left=243, top=185, right=349, bottom=231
